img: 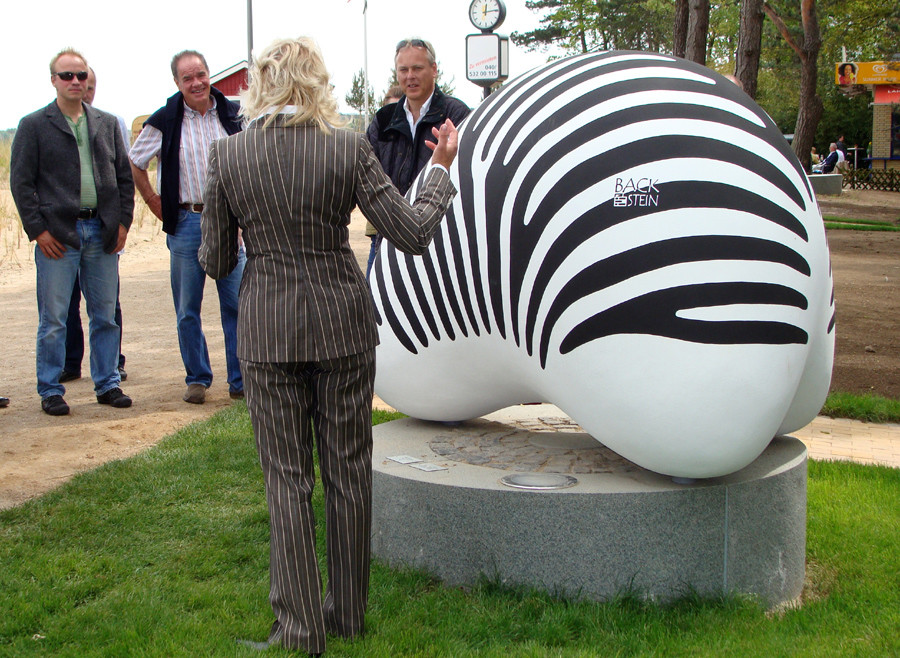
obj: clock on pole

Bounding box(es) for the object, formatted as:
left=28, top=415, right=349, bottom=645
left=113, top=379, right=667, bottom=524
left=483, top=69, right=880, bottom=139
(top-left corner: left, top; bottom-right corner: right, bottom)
left=469, top=0, right=506, bottom=33
left=466, top=0, right=509, bottom=98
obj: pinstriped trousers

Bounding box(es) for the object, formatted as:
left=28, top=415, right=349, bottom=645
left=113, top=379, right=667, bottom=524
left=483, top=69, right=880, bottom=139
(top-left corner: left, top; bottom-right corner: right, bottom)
left=242, top=350, right=375, bottom=654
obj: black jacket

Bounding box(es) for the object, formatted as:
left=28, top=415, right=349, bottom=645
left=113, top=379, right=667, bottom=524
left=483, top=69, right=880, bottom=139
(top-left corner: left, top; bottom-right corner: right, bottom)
left=366, top=88, right=470, bottom=196
left=821, top=150, right=839, bottom=174
left=11, top=101, right=134, bottom=253
left=144, top=86, right=242, bottom=235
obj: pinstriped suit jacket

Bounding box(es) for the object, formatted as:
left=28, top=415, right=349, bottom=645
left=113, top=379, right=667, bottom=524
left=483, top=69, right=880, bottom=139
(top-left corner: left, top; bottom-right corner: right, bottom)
left=199, top=116, right=456, bottom=363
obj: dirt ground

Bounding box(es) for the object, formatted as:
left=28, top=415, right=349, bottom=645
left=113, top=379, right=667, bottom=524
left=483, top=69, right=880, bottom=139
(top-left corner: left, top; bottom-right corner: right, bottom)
left=0, top=190, right=897, bottom=510
left=817, top=190, right=900, bottom=399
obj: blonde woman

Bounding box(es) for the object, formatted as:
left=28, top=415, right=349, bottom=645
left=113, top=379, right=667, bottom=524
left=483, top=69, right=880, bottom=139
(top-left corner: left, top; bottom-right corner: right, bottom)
left=199, top=37, right=458, bottom=654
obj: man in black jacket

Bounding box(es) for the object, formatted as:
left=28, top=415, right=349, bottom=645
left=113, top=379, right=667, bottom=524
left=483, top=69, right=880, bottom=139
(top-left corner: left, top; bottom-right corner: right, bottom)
left=365, top=38, right=470, bottom=275
left=820, top=143, right=841, bottom=174
left=367, top=38, right=470, bottom=194
left=11, top=48, right=134, bottom=415
left=129, top=50, right=246, bottom=405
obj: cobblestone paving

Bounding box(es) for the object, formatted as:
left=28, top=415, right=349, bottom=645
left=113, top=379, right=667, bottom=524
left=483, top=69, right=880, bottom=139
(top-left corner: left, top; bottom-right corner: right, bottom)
left=428, top=415, right=650, bottom=474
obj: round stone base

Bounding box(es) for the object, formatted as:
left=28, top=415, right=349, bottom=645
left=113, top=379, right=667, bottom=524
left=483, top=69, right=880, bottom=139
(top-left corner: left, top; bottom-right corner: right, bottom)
left=372, top=404, right=807, bottom=608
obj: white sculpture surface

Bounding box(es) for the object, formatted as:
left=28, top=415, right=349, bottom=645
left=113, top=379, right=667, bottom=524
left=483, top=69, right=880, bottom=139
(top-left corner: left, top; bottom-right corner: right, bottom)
left=370, top=51, right=834, bottom=478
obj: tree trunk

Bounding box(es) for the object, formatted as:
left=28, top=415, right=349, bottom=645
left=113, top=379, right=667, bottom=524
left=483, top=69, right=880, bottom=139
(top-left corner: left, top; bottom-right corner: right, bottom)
left=763, top=0, right=823, bottom=172
left=685, top=0, right=710, bottom=64
left=791, top=1, right=823, bottom=172
left=793, top=61, right=824, bottom=172
left=674, top=0, right=689, bottom=58
left=577, top=2, right=588, bottom=53
left=735, top=0, right=764, bottom=99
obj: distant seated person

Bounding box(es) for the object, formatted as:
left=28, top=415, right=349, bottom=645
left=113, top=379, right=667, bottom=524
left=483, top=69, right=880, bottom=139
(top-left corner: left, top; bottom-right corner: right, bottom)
left=809, top=147, right=820, bottom=166
left=813, top=143, right=842, bottom=174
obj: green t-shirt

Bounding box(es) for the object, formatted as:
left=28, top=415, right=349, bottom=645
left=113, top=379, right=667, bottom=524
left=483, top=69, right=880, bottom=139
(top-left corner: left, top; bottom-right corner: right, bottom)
left=65, top=112, right=98, bottom=209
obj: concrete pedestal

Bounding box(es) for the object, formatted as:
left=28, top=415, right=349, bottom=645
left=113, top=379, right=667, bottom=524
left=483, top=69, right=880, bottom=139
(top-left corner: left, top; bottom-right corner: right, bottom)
left=808, top=172, right=844, bottom=195
left=372, top=404, right=807, bottom=608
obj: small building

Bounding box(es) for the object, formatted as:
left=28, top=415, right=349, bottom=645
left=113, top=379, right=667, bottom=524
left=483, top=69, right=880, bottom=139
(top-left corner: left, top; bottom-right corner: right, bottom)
left=211, top=61, right=249, bottom=102
left=871, top=84, right=899, bottom=171
left=835, top=60, right=900, bottom=171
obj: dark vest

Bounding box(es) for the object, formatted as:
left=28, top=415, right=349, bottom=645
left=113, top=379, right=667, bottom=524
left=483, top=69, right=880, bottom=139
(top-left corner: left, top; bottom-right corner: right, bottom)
left=144, top=86, right=242, bottom=234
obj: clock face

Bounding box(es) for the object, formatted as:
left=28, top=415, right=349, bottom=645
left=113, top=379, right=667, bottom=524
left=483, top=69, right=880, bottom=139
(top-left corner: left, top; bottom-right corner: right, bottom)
left=469, top=0, right=505, bottom=31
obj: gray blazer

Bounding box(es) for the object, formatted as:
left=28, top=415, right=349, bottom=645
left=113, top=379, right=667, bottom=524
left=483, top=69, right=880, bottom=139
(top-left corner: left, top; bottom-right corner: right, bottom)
left=199, top=118, right=456, bottom=363
left=10, top=101, right=134, bottom=253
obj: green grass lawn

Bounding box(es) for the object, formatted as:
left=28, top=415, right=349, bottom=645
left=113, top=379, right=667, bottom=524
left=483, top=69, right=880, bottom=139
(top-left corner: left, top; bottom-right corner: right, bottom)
left=823, top=216, right=900, bottom=231
left=1, top=405, right=898, bottom=657
left=822, top=392, right=900, bottom=423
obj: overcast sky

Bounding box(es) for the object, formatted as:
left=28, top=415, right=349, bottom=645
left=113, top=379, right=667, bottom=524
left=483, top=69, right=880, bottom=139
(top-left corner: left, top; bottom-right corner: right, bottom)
left=3, top=0, right=560, bottom=131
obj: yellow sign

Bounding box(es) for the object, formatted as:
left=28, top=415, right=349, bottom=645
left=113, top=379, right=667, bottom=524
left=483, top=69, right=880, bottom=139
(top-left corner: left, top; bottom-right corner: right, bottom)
left=835, top=61, right=900, bottom=85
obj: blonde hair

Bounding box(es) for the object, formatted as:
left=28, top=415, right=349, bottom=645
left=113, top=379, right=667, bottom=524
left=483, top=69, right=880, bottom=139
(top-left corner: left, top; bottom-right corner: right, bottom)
left=240, top=37, right=346, bottom=133
left=49, top=48, right=87, bottom=73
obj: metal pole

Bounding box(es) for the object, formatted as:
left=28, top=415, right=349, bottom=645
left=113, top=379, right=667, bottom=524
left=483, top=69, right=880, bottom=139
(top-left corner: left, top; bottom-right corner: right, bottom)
left=247, top=0, right=253, bottom=65
left=363, top=1, right=370, bottom=125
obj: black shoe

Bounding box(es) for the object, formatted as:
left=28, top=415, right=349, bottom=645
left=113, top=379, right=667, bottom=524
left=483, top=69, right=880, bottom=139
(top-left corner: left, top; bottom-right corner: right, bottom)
left=118, top=366, right=128, bottom=381
left=97, top=387, right=132, bottom=408
left=59, top=370, right=81, bottom=383
left=41, top=395, right=70, bottom=416
left=229, top=389, right=245, bottom=400
left=0, top=396, right=9, bottom=408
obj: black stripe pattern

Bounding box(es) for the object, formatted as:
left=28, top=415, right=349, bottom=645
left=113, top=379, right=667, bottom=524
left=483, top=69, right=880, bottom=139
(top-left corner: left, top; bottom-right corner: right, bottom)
left=370, top=51, right=834, bottom=371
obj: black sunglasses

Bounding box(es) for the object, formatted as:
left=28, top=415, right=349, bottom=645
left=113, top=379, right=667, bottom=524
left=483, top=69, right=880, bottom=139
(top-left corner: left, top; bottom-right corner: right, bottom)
left=395, top=39, right=434, bottom=57
left=54, top=71, right=89, bottom=82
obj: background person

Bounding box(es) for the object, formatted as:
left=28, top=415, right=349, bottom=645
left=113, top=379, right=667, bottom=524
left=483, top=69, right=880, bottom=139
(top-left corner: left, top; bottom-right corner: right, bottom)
left=364, top=84, right=403, bottom=278
left=835, top=134, right=848, bottom=159
left=129, top=50, right=246, bottom=404
left=814, top=143, right=841, bottom=173
left=835, top=142, right=847, bottom=171
left=365, top=37, right=470, bottom=277
left=383, top=85, right=403, bottom=105
left=367, top=38, right=469, bottom=193
left=199, top=36, right=458, bottom=654
left=61, top=67, right=129, bottom=383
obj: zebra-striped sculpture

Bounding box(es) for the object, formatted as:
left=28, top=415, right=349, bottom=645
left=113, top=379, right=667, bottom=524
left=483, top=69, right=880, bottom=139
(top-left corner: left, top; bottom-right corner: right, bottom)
left=370, top=51, right=834, bottom=479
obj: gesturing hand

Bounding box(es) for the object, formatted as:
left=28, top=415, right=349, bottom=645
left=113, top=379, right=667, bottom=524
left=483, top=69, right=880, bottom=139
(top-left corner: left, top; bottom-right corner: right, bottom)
left=426, top=119, right=458, bottom=171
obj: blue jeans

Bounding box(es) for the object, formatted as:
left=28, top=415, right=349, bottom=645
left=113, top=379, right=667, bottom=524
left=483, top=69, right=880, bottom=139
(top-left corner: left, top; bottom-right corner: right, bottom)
left=35, top=217, right=121, bottom=398
left=65, top=273, right=125, bottom=373
left=167, top=209, right=245, bottom=392
left=365, top=235, right=378, bottom=280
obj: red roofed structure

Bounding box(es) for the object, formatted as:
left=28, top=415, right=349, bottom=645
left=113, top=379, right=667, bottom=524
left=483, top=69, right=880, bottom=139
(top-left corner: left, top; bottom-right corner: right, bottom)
left=211, top=61, right=249, bottom=100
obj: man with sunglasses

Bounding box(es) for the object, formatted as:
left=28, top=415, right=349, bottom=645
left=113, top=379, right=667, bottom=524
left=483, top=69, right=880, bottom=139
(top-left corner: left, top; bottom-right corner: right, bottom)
left=60, top=67, right=131, bottom=386
left=365, top=38, right=469, bottom=271
left=11, top=49, right=134, bottom=416
left=129, top=50, right=245, bottom=405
